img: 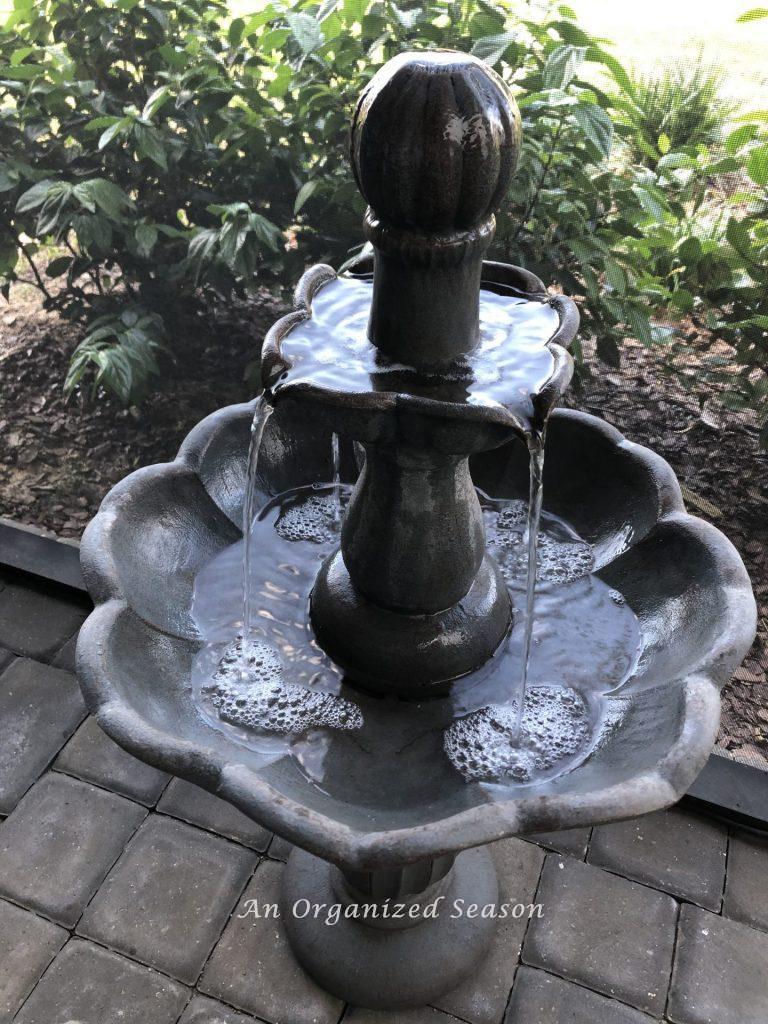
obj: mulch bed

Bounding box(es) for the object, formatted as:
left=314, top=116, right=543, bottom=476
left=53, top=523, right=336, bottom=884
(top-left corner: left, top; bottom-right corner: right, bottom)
left=1, top=293, right=765, bottom=760
left=565, top=338, right=768, bottom=765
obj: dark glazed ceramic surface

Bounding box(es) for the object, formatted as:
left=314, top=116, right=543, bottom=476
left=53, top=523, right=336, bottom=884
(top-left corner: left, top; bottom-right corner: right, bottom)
left=77, top=392, right=756, bottom=871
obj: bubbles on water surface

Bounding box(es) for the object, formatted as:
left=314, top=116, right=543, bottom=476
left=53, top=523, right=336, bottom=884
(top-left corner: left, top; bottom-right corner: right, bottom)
left=202, top=635, right=362, bottom=736
left=494, top=500, right=529, bottom=528
left=444, top=685, right=591, bottom=783
left=192, top=479, right=640, bottom=793
left=275, top=493, right=339, bottom=544
left=485, top=504, right=596, bottom=587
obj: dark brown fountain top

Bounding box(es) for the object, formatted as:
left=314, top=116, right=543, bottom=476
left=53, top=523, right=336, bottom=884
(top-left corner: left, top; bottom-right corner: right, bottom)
left=262, top=48, right=577, bottom=424
left=350, top=50, right=521, bottom=234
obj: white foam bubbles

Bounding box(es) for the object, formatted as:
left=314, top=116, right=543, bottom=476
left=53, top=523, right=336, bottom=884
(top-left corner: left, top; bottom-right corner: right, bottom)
left=202, top=636, right=363, bottom=735
left=489, top=525, right=596, bottom=587
left=275, top=493, right=339, bottom=544
left=444, top=685, right=591, bottom=783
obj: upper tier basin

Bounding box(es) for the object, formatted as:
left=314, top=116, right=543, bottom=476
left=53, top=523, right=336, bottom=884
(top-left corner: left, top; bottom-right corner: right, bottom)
left=77, top=388, right=756, bottom=871
left=261, top=256, right=577, bottom=447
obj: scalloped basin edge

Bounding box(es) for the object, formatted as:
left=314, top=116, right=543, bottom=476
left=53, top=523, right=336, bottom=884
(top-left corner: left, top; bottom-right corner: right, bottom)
left=76, top=403, right=757, bottom=871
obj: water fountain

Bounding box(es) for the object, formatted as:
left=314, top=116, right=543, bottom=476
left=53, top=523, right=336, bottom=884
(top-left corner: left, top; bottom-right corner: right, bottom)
left=77, top=51, right=756, bottom=1010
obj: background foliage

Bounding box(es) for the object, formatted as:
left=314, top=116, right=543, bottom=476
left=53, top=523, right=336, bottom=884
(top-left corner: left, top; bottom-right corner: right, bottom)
left=0, top=0, right=765, bottom=438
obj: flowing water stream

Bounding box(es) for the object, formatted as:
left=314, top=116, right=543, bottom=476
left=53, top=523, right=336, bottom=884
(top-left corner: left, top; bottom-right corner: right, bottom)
left=241, top=395, right=273, bottom=645
left=515, top=432, right=545, bottom=737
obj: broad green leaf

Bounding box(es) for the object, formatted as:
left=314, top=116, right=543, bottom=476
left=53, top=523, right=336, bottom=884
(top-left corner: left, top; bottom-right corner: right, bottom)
left=75, top=179, right=135, bottom=219
left=267, top=65, right=293, bottom=99
left=16, top=179, right=57, bottom=213
left=726, top=123, right=758, bottom=154
left=736, top=7, right=768, bottom=20
left=657, top=152, right=697, bottom=170
left=46, top=255, right=73, bottom=278
left=142, top=85, right=171, bottom=121
left=85, top=115, right=122, bottom=132
left=134, top=125, right=168, bottom=170
left=0, top=64, right=45, bottom=80
left=677, top=237, right=702, bottom=265
left=228, top=17, right=245, bottom=46
left=624, top=308, right=653, bottom=346
left=99, top=119, right=128, bottom=150
left=543, top=44, right=587, bottom=90
left=746, top=145, right=768, bottom=185
left=669, top=288, right=694, bottom=312
left=248, top=212, right=281, bottom=250
left=573, top=102, right=612, bottom=159
left=604, top=259, right=626, bottom=294
left=294, top=180, right=318, bottom=215
left=726, top=217, right=755, bottom=261
left=10, top=47, right=33, bottom=66
left=0, top=164, right=18, bottom=192
left=258, top=28, right=290, bottom=52
left=471, top=32, right=518, bottom=67
left=0, top=234, right=18, bottom=273
left=135, top=224, right=158, bottom=258
left=632, top=185, right=665, bottom=221
left=286, top=13, right=323, bottom=54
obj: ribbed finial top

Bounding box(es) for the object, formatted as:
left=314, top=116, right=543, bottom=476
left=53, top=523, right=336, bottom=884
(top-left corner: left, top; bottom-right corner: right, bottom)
left=350, top=50, right=521, bottom=235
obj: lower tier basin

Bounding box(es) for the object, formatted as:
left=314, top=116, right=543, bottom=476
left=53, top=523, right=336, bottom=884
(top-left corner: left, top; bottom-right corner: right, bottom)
left=77, top=402, right=756, bottom=871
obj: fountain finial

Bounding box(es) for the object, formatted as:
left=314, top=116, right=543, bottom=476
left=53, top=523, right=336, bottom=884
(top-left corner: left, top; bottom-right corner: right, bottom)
left=350, top=50, right=521, bottom=233
left=349, top=50, right=522, bottom=366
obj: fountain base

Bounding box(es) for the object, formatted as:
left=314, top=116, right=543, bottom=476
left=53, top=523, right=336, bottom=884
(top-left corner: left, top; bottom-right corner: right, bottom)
left=310, top=550, right=512, bottom=695
left=282, top=845, right=499, bottom=1009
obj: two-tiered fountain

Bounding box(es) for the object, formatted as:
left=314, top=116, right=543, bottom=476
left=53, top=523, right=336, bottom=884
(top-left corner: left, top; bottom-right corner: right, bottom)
left=77, top=51, right=756, bottom=1010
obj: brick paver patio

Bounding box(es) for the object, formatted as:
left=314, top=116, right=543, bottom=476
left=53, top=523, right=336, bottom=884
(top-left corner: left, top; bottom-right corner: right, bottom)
left=2, top=564, right=768, bottom=1024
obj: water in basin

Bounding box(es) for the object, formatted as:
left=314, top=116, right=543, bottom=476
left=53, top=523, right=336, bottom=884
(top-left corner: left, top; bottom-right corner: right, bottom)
left=272, top=275, right=559, bottom=427
left=191, top=466, right=641, bottom=792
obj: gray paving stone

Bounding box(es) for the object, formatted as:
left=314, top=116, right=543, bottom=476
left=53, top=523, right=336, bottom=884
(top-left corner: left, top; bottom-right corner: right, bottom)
left=267, top=833, right=292, bottom=862
left=668, top=904, right=768, bottom=1024
left=199, top=858, right=343, bottom=1024
left=78, top=814, right=257, bottom=984
left=178, top=994, right=262, bottom=1023
left=433, top=837, right=545, bottom=1024
left=589, top=808, right=727, bottom=910
left=505, top=965, right=658, bottom=1023
left=13, top=937, right=188, bottom=1024
left=0, top=898, right=67, bottom=1020
left=0, top=772, right=146, bottom=926
left=51, top=634, right=77, bottom=673
left=345, top=1007, right=458, bottom=1024
left=0, top=647, right=15, bottom=674
left=523, top=854, right=677, bottom=1015
left=723, top=829, right=768, bottom=932
left=0, top=657, right=86, bottom=814
left=157, top=778, right=271, bottom=850
left=528, top=828, right=591, bottom=859
left=55, top=716, right=169, bottom=806
left=0, top=579, right=87, bottom=661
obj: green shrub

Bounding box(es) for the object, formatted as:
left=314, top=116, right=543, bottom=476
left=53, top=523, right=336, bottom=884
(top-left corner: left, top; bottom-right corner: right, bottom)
left=618, top=54, right=737, bottom=165
left=0, top=0, right=764, bottom=442
left=656, top=120, right=768, bottom=443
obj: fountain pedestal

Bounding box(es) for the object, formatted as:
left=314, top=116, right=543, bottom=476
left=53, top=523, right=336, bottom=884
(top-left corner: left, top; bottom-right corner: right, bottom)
left=283, top=847, right=499, bottom=1009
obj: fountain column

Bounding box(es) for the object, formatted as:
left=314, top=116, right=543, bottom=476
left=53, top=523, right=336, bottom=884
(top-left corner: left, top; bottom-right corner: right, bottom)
left=310, top=51, right=523, bottom=692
